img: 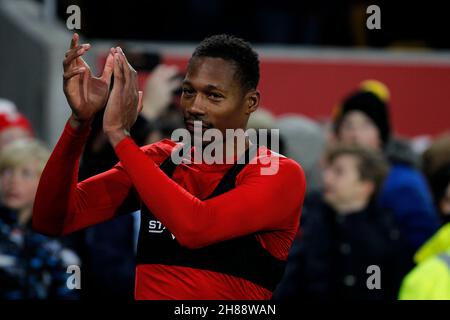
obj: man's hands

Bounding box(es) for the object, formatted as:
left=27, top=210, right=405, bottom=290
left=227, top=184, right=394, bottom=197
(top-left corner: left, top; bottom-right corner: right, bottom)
left=63, top=33, right=114, bottom=128
left=103, top=47, right=143, bottom=147
left=62, top=33, right=142, bottom=145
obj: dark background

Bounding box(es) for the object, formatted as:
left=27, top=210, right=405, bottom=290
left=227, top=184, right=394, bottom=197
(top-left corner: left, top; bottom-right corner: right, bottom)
left=53, top=0, right=449, bottom=49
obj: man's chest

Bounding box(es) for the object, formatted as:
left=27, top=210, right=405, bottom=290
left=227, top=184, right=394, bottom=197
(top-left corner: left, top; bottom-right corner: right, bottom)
left=169, top=165, right=234, bottom=200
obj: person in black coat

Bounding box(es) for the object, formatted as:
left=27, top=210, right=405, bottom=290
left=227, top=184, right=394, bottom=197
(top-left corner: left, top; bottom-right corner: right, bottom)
left=274, top=144, right=413, bottom=300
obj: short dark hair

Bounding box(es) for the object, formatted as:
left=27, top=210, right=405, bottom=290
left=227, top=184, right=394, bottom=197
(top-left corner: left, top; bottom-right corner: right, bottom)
left=325, top=144, right=389, bottom=196
left=190, top=34, right=260, bottom=92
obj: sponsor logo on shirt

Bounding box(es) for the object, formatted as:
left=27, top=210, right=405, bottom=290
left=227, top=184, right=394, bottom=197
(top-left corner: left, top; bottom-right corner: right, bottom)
left=148, top=219, right=175, bottom=239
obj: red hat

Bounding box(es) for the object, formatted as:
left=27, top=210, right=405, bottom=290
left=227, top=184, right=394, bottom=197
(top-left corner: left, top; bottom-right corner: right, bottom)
left=0, top=99, right=33, bottom=135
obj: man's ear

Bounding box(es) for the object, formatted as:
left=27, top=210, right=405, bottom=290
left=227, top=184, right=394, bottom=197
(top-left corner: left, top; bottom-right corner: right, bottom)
left=244, top=90, right=260, bottom=115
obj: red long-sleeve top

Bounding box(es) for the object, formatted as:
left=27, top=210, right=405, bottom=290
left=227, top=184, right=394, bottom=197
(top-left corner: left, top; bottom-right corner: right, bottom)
left=32, top=120, right=306, bottom=300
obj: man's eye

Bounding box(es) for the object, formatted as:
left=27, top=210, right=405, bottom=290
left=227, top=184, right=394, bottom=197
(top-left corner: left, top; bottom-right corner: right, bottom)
left=208, top=93, right=223, bottom=100
left=182, top=88, right=194, bottom=96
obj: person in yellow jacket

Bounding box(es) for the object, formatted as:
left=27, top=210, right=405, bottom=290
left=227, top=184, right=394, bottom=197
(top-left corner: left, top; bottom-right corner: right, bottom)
left=398, top=222, right=450, bottom=300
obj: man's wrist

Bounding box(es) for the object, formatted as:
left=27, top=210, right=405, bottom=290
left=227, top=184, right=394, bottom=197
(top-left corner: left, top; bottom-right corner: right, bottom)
left=105, top=128, right=130, bottom=148
left=68, top=113, right=93, bottom=131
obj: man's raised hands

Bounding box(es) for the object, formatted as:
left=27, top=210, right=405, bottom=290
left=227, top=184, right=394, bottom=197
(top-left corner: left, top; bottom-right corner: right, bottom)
left=103, top=47, right=143, bottom=147
left=63, top=33, right=114, bottom=126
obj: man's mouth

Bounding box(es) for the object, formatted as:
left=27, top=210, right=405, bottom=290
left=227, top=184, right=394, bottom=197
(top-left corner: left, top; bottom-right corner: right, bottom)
left=184, top=120, right=210, bottom=133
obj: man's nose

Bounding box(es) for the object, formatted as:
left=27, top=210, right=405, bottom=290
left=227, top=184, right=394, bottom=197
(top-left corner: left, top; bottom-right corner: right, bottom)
left=186, top=95, right=206, bottom=117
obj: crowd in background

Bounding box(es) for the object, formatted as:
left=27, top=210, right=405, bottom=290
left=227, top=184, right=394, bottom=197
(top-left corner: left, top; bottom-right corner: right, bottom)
left=0, top=55, right=449, bottom=299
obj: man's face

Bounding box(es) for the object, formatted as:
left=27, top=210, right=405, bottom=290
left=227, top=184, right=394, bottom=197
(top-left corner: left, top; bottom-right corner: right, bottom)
left=0, top=161, right=41, bottom=211
left=338, top=111, right=382, bottom=150
left=323, top=154, right=372, bottom=209
left=181, top=57, right=256, bottom=144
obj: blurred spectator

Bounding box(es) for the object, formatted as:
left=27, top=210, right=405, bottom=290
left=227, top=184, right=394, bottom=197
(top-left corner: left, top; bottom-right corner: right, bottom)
left=332, top=81, right=440, bottom=251
left=276, top=115, right=326, bottom=194
left=385, top=136, right=422, bottom=169
left=422, top=133, right=450, bottom=224
left=247, top=108, right=275, bottom=131
left=141, top=64, right=185, bottom=142
left=398, top=221, right=450, bottom=299
left=0, top=139, right=79, bottom=299
left=274, top=145, right=410, bottom=300
left=142, top=65, right=182, bottom=121
left=0, top=99, right=33, bottom=150
left=246, top=107, right=285, bottom=154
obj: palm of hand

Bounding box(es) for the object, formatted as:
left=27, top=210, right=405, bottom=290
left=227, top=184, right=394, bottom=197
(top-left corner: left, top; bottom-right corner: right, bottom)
left=65, top=66, right=109, bottom=119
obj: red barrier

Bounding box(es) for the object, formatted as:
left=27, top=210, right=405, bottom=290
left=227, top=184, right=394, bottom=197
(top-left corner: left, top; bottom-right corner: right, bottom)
left=161, top=55, right=450, bottom=137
